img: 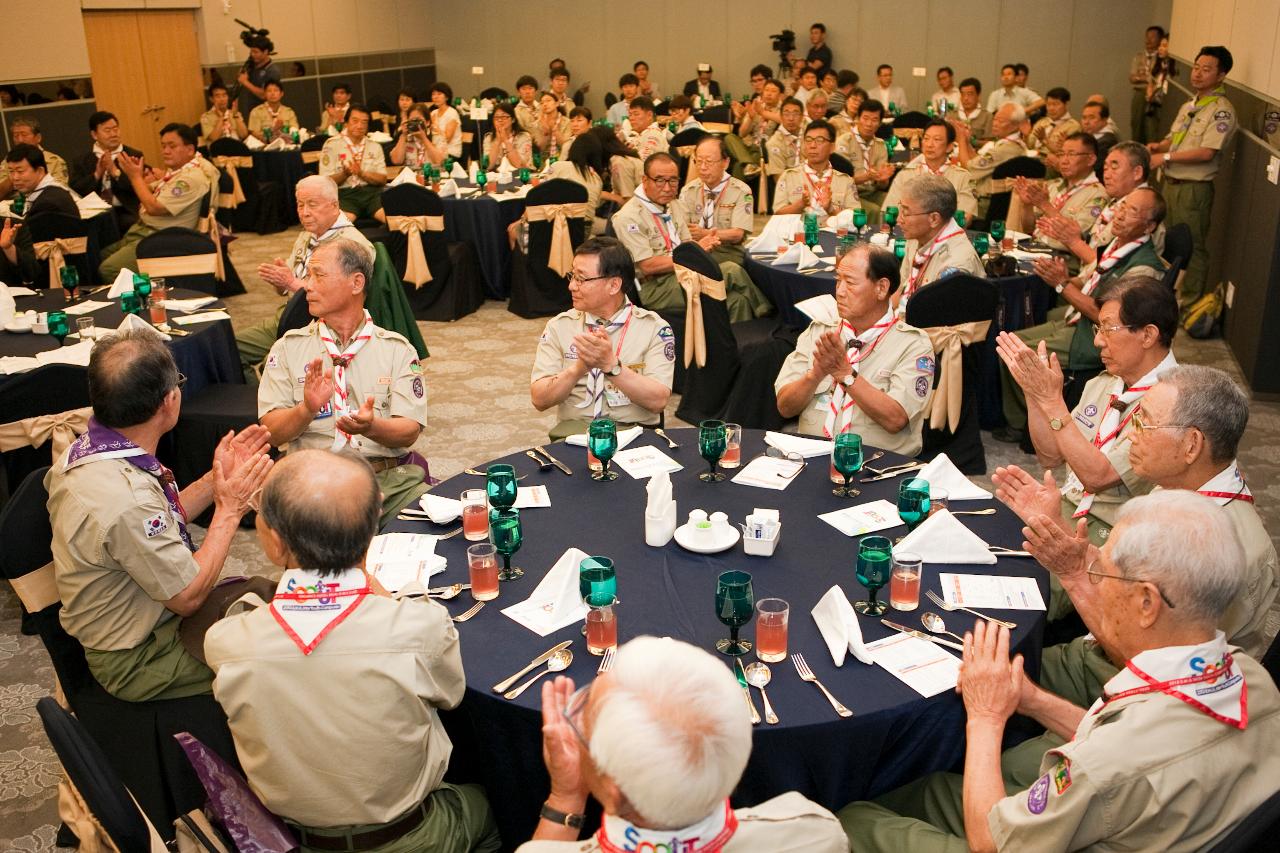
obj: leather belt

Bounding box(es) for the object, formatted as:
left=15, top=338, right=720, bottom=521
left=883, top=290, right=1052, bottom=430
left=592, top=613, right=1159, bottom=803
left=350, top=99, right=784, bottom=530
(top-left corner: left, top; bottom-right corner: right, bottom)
left=1162, top=175, right=1205, bottom=185
left=290, top=798, right=430, bottom=852
left=367, top=454, right=410, bottom=474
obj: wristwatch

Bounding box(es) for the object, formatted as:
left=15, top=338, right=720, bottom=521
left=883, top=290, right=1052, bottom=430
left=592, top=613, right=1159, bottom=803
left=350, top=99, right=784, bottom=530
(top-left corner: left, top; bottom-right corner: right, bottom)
left=1049, top=417, right=1065, bottom=431
left=1054, top=282, right=1066, bottom=294
left=606, top=362, right=623, bottom=377
left=540, top=802, right=585, bottom=830
left=841, top=368, right=858, bottom=388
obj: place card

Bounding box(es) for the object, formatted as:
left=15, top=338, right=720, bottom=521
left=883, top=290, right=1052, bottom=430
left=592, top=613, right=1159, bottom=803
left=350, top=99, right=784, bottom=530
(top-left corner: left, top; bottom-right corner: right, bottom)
left=612, top=445, right=683, bottom=479
left=818, top=499, right=901, bottom=537
left=866, top=632, right=960, bottom=697
left=64, top=300, right=112, bottom=316
left=938, top=573, right=1046, bottom=611
left=731, top=455, right=803, bottom=490
left=514, top=485, right=551, bottom=508
left=171, top=310, right=232, bottom=325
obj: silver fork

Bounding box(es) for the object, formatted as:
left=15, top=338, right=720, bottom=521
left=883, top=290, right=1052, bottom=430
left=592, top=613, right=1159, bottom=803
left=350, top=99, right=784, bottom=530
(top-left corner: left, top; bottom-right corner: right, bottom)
left=451, top=601, right=485, bottom=622
left=653, top=428, right=680, bottom=449
left=597, top=646, right=616, bottom=674
left=791, top=654, right=853, bottom=717
left=464, top=468, right=527, bottom=480
left=925, top=589, right=1016, bottom=630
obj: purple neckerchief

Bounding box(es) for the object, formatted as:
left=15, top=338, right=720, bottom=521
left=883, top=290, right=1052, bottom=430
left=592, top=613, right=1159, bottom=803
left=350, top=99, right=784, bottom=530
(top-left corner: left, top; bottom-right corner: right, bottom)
left=65, top=418, right=195, bottom=551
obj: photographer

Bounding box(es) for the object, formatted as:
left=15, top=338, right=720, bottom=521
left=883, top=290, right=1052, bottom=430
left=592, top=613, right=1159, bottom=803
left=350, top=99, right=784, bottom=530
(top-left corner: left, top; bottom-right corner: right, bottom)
left=390, top=103, right=433, bottom=170
left=236, top=27, right=281, bottom=115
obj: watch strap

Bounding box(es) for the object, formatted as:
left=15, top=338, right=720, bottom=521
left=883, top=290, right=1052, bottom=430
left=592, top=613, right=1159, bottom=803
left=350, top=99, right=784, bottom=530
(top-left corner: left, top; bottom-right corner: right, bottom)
left=540, top=802, right=585, bottom=829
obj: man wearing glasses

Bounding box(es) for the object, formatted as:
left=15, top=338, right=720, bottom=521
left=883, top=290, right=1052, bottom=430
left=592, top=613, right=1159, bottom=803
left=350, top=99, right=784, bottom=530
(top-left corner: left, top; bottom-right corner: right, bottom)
left=677, top=137, right=755, bottom=265
left=531, top=237, right=675, bottom=440
left=1011, top=133, right=1108, bottom=253
left=893, top=176, right=986, bottom=315
left=772, top=118, right=860, bottom=216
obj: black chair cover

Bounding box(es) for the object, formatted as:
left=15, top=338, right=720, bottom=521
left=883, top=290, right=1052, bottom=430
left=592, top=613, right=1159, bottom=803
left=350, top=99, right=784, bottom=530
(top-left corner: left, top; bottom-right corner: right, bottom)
left=171, top=384, right=260, bottom=489
left=299, top=135, right=326, bottom=153
left=24, top=212, right=93, bottom=290
left=508, top=179, right=587, bottom=318
left=830, top=153, right=855, bottom=176
left=671, top=244, right=739, bottom=424
left=1161, top=222, right=1192, bottom=291
left=1206, top=789, right=1280, bottom=853
left=209, top=138, right=284, bottom=236
left=893, top=111, right=930, bottom=130
left=0, top=364, right=89, bottom=508
left=720, top=321, right=801, bottom=431
left=382, top=184, right=485, bottom=321
left=986, top=156, right=1047, bottom=224
left=135, top=227, right=229, bottom=298
left=699, top=105, right=732, bottom=125
left=276, top=288, right=313, bottom=337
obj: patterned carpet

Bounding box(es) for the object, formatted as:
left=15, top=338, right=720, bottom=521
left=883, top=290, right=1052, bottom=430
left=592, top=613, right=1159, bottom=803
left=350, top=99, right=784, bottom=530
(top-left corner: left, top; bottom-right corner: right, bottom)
left=1, top=226, right=1276, bottom=849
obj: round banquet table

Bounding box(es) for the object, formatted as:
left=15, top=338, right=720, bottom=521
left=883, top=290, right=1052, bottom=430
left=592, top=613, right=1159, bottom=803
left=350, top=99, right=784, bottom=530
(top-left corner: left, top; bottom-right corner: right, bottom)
left=743, top=229, right=842, bottom=328
left=386, top=428, right=1048, bottom=847
left=439, top=178, right=529, bottom=299
left=252, top=149, right=308, bottom=224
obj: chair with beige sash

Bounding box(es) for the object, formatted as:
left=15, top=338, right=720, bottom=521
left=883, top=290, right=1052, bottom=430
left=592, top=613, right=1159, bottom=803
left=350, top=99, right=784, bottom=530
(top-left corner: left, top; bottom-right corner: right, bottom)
left=209, top=137, right=284, bottom=236
left=25, top=212, right=94, bottom=288
left=508, top=178, right=588, bottom=318
left=381, top=183, right=484, bottom=321
left=0, top=364, right=90, bottom=508
left=669, top=243, right=743, bottom=424
left=136, top=227, right=227, bottom=298
left=904, top=273, right=999, bottom=474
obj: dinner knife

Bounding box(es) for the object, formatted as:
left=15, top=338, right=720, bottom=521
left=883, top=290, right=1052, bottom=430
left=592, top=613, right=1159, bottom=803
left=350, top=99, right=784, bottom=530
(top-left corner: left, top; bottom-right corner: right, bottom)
left=734, top=657, right=762, bottom=725
left=880, top=619, right=965, bottom=651
left=859, top=465, right=924, bottom=483
left=492, top=640, right=574, bottom=693
left=534, top=445, right=573, bottom=476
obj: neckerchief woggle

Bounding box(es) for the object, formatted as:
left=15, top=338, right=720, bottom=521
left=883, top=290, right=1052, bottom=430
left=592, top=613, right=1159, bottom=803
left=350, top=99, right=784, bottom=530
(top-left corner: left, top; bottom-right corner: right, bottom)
left=575, top=302, right=634, bottom=418
left=1171, top=86, right=1224, bottom=148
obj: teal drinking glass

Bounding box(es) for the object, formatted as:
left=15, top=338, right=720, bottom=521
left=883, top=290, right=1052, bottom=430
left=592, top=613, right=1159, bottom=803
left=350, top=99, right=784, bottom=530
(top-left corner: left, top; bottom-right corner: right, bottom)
left=897, top=477, right=931, bottom=531
left=853, top=535, right=892, bottom=615
left=589, top=418, right=619, bottom=481
left=698, top=420, right=727, bottom=482
left=715, top=570, right=754, bottom=655
left=832, top=432, right=863, bottom=497
left=490, top=508, right=524, bottom=581
left=486, top=464, right=518, bottom=510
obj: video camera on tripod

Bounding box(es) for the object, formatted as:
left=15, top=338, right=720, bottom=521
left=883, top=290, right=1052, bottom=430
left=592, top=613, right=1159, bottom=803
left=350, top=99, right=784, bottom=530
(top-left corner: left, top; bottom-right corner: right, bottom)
left=768, top=29, right=796, bottom=77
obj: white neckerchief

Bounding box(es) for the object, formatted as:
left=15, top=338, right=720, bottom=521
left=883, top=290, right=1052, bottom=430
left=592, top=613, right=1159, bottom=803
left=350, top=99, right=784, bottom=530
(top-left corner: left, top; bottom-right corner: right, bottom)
left=823, top=309, right=898, bottom=438
left=340, top=133, right=370, bottom=187
left=1092, top=631, right=1247, bottom=730
left=697, top=173, right=731, bottom=228
left=802, top=163, right=834, bottom=214
left=151, top=155, right=202, bottom=193
left=575, top=301, right=634, bottom=418
left=633, top=187, right=680, bottom=248
left=1065, top=234, right=1150, bottom=324
left=1064, top=350, right=1177, bottom=516
left=268, top=568, right=370, bottom=655
left=92, top=142, right=124, bottom=197
left=597, top=800, right=737, bottom=853
left=293, top=213, right=355, bottom=277
left=960, top=106, right=982, bottom=121
left=1049, top=172, right=1100, bottom=211
left=908, top=153, right=950, bottom=177
left=317, top=310, right=376, bottom=450
left=1197, top=462, right=1253, bottom=506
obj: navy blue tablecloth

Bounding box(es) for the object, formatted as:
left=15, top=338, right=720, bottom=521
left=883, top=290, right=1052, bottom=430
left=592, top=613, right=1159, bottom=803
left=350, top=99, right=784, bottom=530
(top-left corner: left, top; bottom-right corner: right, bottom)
left=742, top=230, right=841, bottom=328
left=439, top=180, right=528, bottom=299
left=387, top=428, right=1047, bottom=847
left=252, top=150, right=307, bottom=225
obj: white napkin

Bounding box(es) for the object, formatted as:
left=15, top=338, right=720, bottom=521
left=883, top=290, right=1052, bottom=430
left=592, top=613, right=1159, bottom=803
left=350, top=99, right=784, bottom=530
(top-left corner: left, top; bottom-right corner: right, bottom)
left=498, top=156, right=517, bottom=173
left=501, top=547, right=592, bottom=636
left=811, top=585, right=873, bottom=666
left=745, top=214, right=802, bottom=252
left=297, top=128, right=312, bottom=143
left=76, top=192, right=111, bottom=215
left=826, top=209, right=855, bottom=230
left=35, top=340, right=95, bottom=367
left=764, top=431, right=832, bottom=459
left=2, top=285, right=37, bottom=297
left=794, top=294, right=839, bottom=324
left=107, top=268, right=137, bottom=298
left=390, top=166, right=418, bottom=186
left=170, top=311, right=230, bottom=327
left=419, top=493, right=463, bottom=523
left=895, top=509, right=997, bottom=564
left=64, top=300, right=112, bottom=316
left=869, top=232, right=891, bottom=247
left=244, top=135, right=265, bottom=150
left=564, top=424, right=643, bottom=449
left=116, top=312, right=171, bottom=340
left=916, top=454, right=992, bottom=500
left=797, top=246, right=831, bottom=271
left=771, top=243, right=804, bottom=266
left=468, top=160, right=479, bottom=182
left=449, top=161, right=468, bottom=179
left=0, top=283, right=14, bottom=327
left=646, top=470, right=673, bottom=516
left=367, top=131, right=393, bottom=144
left=484, top=170, right=501, bottom=185
left=437, top=179, right=459, bottom=198
left=264, top=137, right=290, bottom=151
left=159, top=296, right=217, bottom=312
left=0, top=356, right=39, bottom=375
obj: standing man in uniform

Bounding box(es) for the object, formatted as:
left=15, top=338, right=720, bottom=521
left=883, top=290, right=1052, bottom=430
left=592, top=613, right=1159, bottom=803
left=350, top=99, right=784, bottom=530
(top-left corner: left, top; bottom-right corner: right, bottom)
left=530, top=237, right=674, bottom=440
left=1147, top=45, right=1236, bottom=315
left=70, top=111, right=143, bottom=233
left=258, top=240, right=428, bottom=524
left=764, top=98, right=807, bottom=177
left=677, top=137, right=754, bottom=265
left=1129, top=26, right=1164, bottom=142
left=236, top=32, right=281, bottom=116
left=956, top=103, right=1029, bottom=220
left=894, top=176, right=986, bottom=315
left=836, top=100, right=893, bottom=222
left=776, top=244, right=935, bottom=453
left=773, top=119, right=860, bottom=216
left=319, top=104, right=388, bottom=224
left=884, top=119, right=978, bottom=224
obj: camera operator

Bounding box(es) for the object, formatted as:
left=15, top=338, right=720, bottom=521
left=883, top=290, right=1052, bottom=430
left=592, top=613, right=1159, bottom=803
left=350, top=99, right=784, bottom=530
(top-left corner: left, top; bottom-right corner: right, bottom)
left=390, top=103, right=432, bottom=170
left=237, top=29, right=281, bottom=116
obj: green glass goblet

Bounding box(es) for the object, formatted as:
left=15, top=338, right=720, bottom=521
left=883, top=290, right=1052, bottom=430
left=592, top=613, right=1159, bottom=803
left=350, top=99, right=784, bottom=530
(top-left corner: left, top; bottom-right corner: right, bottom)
left=897, top=477, right=931, bottom=532
left=698, top=419, right=727, bottom=482
left=853, top=535, right=892, bottom=615
left=485, top=463, right=518, bottom=510
left=589, top=418, right=619, bottom=481
left=490, top=508, right=524, bottom=581
left=832, top=432, right=863, bottom=497
left=715, top=570, right=754, bottom=656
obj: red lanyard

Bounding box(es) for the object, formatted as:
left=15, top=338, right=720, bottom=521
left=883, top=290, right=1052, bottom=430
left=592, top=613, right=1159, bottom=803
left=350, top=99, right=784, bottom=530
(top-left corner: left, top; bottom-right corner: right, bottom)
left=588, top=305, right=635, bottom=363
left=842, top=317, right=896, bottom=367
left=1052, top=176, right=1098, bottom=211
left=1199, top=489, right=1254, bottom=503
left=908, top=228, right=964, bottom=292
left=649, top=212, right=675, bottom=252
left=1092, top=653, right=1247, bottom=729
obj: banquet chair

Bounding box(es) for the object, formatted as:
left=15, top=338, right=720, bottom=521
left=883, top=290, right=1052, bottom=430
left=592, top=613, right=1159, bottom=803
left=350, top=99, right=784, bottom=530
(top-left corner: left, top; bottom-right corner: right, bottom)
left=700, top=104, right=731, bottom=125
left=1206, top=788, right=1280, bottom=853
left=381, top=183, right=483, bottom=321
left=174, top=732, right=299, bottom=852
left=508, top=178, right=588, bottom=318
left=892, top=111, right=930, bottom=130
left=667, top=243, right=744, bottom=424
left=0, top=363, right=90, bottom=508
left=0, top=467, right=239, bottom=841
left=136, top=227, right=245, bottom=298
left=984, top=156, right=1047, bottom=226
left=905, top=273, right=1000, bottom=474
left=24, top=212, right=93, bottom=290
left=209, top=137, right=285, bottom=236
left=830, top=153, right=855, bottom=177
left=604, top=92, right=618, bottom=109
left=1160, top=222, right=1192, bottom=293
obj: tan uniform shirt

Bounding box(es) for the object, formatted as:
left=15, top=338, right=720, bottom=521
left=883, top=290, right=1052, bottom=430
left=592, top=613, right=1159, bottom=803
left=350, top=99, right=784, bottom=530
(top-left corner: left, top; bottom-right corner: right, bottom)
left=609, top=155, right=644, bottom=200
left=531, top=304, right=675, bottom=426
left=677, top=176, right=754, bottom=235
left=530, top=114, right=573, bottom=157
left=515, top=100, right=539, bottom=134
left=883, top=159, right=979, bottom=220
left=1060, top=372, right=1155, bottom=529
left=611, top=195, right=690, bottom=269
left=1130, top=50, right=1156, bottom=91
left=1038, top=176, right=1109, bottom=250
left=1163, top=91, right=1237, bottom=181
left=1030, top=115, right=1081, bottom=156
left=764, top=125, right=804, bottom=176
left=516, top=792, right=847, bottom=853
left=956, top=107, right=994, bottom=144
left=320, top=135, right=387, bottom=189
left=898, top=231, right=987, bottom=291
left=248, top=104, right=300, bottom=137
left=630, top=124, right=669, bottom=160
left=199, top=109, right=243, bottom=141
left=968, top=135, right=1029, bottom=198
left=284, top=216, right=374, bottom=277
left=773, top=165, right=860, bottom=215
left=46, top=457, right=197, bottom=652
left=258, top=321, right=427, bottom=458
left=139, top=159, right=212, bottom=231
left=775, top=319, right=935, bottom=454
left=835, top=131, right=889, bottom=196
left=205, top=587, right=463, bottom=827
left=989, top=654, right=1280, bottom=852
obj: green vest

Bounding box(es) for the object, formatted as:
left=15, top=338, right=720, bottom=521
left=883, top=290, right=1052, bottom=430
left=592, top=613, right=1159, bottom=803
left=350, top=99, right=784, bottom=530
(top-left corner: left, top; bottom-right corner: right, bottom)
left=1068, top=241, right=1166, bottom=369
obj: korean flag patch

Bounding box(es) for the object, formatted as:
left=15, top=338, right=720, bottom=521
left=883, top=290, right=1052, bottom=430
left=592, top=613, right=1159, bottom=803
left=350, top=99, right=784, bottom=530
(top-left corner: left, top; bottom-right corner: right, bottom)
left=144, top=512, right=170, bottom=538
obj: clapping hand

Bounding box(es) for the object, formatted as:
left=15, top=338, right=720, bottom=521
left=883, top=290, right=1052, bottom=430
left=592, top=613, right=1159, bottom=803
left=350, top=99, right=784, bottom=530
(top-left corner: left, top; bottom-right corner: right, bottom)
left=540, top=676, right=587, bottom=806
left=117, top=153, right=145, bottom=180
left=1036, top=213, right=1079, bottom=246
left=0, top=218, right=18, bottom=252
left=1023, top=514, right=1093, bottom=582
left=992, top=465, right=1064, bottom=526
left=958, top=621, right=1024, bottom=725
left=211, top=431, right=273, bottom=516
left=216, top=425, right=273, bottom=473
left=336, top=395, right=376, bottom=436
left=258, top=258, right=298, bottom=294
left=572, top=327, right=615, bottom=372
left=696, top=231, right=721, bottom=251
left=812, top=331, right=850, bottom=383
left=302, top=357, right=336, bottom=414
left=995, top=333, right=1063, bottom=407
left=1031, top=255, right=1070, bottom=289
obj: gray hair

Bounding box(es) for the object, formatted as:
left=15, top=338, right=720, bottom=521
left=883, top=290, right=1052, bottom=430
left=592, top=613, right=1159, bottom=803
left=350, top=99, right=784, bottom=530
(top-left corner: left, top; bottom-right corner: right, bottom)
left=1110, top=140, right=1151, bottom=182
left=904, top=174, right=957, bottom=221
left=258, top=450, right=380, bottom=573
left=87, top=329, right=179, bottom=429
left=1160, top=365, right=1250, bottom=464
left=315, top=237, right=374, bottom=284
left=1110, top=491, right=1244, bottom=626
left=296, top=174, right=339, bottom=202
left=589, top=636, right=751, bottom=828
left=1003, top=103, right=1027, bottom=124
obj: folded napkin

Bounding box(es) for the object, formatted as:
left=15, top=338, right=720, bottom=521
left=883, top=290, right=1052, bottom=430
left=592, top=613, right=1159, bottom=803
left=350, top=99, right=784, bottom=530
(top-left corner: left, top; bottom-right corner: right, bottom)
left=564, top=424, right=643, bottom=449
left=64, top=300, right=112, bottom=316
left=468, top=161, right=480, bottom=182
left=771, top=242, right=810, bottom=267
left=435, top=179, right=458, bottom=198
left=501, top=547, right=591, bottom=636
left=159, top=296, right=217, bottom=312
left=895, top=509, right=996, bottom=564
left=826, top=209, right=856, bottom=230
left=263, top=137, right=291, bottom=151
left=484, top=171, right=501, bottom=185
left=811, top=585, right=873, bottom=666
left=0, top=356, right=39, bottom=375
left=916, top=453, right=992, bottom=501
left=390, top=166, right=418, bottom=186
left=419, top=493, right=463, bottom=523
left=646, top=470, right=674, bottom=518
left=76, top=192, right=111, bottom=215
left=797, top=247, right=831, bottom=271
left=36, top=340, right=95, bottom=367
left=449, top=161, right=468, bottom=179
left=170, top=311, right=231, bottom=326
left=106, top=268, right=137, bottom=298
left=498, top=156, right=517, bottom=173
left=745, top=214, right=802, bottom=252
left=0, top=283, right=14, bottom=327
left=3, top=285, right=37, bottom=298
left=367, top=131, right=392, bottom=144
left=117, top=312, right=171, bottom=340
left=244, top=135, right=265, bottom=150
left=869, top=232, right=891, bottom=248
left=794, top=294, right=839, bottom=324
left=764, top=431, right=832, bottom=459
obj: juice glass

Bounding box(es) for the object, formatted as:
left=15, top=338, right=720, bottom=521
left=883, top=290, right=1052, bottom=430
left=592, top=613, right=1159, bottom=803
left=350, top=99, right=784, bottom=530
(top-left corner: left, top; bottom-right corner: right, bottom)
left=754, top=598, right=789, bottom=663
left=461, top=489, right=489, bottom=541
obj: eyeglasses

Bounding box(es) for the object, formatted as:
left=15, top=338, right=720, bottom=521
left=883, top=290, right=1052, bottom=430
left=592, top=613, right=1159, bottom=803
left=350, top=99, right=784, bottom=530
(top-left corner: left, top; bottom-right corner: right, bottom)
left=174, top=373, right=187, bottom=391
left=562, top=683, right=593, bottom=747
left=1130, top=406, right=1190, bottom=437
left=564, top=272, right=610, bottom=285
left=692, top=158, right=725, bottom=166
left=1091, top=322, right=1135, bottom=337
left=897, top=210, right=935, bottom=218
left=645, top=176, right=680, bottom=186
left=802, top=135, right=833, bottom=144
left=1085, top=556, right=1176, bottom=608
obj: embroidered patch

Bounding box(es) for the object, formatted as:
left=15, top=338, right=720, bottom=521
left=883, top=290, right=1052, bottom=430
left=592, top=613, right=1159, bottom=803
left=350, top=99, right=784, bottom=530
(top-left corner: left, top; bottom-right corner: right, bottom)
left=1089, top=205, right=1101, bottom=218
left=1216, top=122, right=1229, bottom=133
left=411, top=377, right=424, bottom=399
left=266, top=353, right=278, bottom=369
left=664, top=340, right=675, bottom=361
left=316, top=403, right=333, bottom=419
left=409, top=362, right=423, bottom=374
left=626, top=223, right=640, bottom=233
left=915, top=355, right=935, bottom=373
left=1074, top=413, right=1094, bottom=429
left=1052, top=757, right=1072, bottom=795
left=565, top=344, right=579, bottom=360
left=1027, top=773, right=1051, bottom=814
left=172, top=179, right=190, bottom=197
left=1267, top=123, right=1279, bottom=135
left=914, top=375, right=929, bottom=397
left=143, top=512, right=170, bottom=538
left=1083, top=404, right=1097, bottom=418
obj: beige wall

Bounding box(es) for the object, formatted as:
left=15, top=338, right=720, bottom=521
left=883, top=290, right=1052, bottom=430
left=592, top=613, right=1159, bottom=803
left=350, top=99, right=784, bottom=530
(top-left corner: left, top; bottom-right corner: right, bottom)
left=1171, top=0, right=1280, bottom=99
left=431, top=0, right=1171, bottom=132
left=0, top=0, right=91, bottom=81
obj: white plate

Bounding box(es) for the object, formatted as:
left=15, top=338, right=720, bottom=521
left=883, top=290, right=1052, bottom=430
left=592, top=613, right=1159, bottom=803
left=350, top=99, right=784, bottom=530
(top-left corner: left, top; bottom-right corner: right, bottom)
left=673, top=522, right=740, bottom=554
left=3, top=321, right=32, bottom=333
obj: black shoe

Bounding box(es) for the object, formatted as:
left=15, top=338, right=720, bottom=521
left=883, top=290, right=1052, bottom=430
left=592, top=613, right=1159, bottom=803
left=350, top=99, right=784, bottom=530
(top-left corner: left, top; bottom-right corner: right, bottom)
left=992, top=426, right=1026, bottom=444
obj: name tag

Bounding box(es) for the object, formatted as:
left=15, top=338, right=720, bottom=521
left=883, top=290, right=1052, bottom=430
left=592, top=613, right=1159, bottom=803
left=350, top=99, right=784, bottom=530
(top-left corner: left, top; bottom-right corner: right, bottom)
left=604, top=383, right=632, bottom=408
left=377, top=376, right=392, bottom=385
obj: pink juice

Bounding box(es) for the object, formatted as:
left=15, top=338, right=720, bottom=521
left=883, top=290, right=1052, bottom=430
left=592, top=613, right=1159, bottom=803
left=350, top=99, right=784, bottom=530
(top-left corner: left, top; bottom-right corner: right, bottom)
left=889, top=569, right=921, bottom=611
left=755, top=620, right=788, bottom=663
left=462, top=504, right=489, bottom=541
left=721, top=444, right=741, bottom=468
left=586, top=610, right=617, bottom=655
left=469, top=555, right=500, bottom=601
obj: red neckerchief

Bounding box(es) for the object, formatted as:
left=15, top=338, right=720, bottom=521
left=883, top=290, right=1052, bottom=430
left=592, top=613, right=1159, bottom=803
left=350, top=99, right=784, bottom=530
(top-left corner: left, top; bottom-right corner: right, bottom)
left=823, top=312, right=897, bottom=438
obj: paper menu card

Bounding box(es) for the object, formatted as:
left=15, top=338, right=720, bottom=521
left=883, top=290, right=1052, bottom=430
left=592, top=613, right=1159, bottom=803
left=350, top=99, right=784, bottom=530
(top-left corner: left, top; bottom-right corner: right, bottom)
left=731, top=454, right=803, bottom=490
left=938, top=573, right=1046, bottom=611
left=365, top=532, right=446, bottom=593
left=513, top=485, right=552, bottom=508
left=612, top=445, right=683, bottom=479
left=818, top=500, right=901, bottom=537
left=865, top=632, right=960, bottom=697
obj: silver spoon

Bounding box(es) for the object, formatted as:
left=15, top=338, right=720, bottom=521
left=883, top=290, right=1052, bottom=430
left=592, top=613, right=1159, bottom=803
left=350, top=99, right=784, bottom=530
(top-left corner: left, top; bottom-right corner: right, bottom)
left=951, top=508, right=997, bottom=517
left=504, top=648, right=573, bottom=699
left=653, top=428, right=680, bottom=449
left=743, top=662, right=780, bottom=724
left=921, top=612, right=966, bottom=644
left=427, top=583, right=465, bottom=600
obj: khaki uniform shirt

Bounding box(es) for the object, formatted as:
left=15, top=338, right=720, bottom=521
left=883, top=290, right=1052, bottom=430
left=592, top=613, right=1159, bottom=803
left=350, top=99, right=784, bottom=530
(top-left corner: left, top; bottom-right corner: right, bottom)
left=956, top=107, right=994, bottom=144
left=1030, top=115, right=1081, bottom=156
left=46, top=458, right=197, bottom=652
left=205, top=588, right=463, bottom=827
left=609, top=154, right=644, bottom=199
left=1163, top=91, right=1237, bottom=181
left=531, top=304, right=675, bottom=426
left=199, top=109, right=243, bottom=141
left=611, top=195, right=690, bottom=271
left=530, top=115, right=573, bottom=157
left=773, top=165, right=860, bottom=215
left=835, top=132, right=890, bottom=196
left=631, top=124, right=669, bottom=160
left=284, top=216, right=374, bottom=277
left=883, top=160, right=979, bottom=220
left=898, top=231, right=987, bottom=290
left=248, top=104, right=300, bottom=137
left=320, top=135, right=387, bottom=189
left=516, top=792, right=847, bottom=853
left=968, top=135, right=1029, bottom=198
left=258, top=321, right=427, bottom=458
left=989, top=654, right=1280, bottom=852
left=775, top=319, right=935, bottom=454
left=1060, top=372, right=1155, bottom=529
left=138, top=160, right=212, bottom=231
left=515, top=100, right=539, bottom=133
left=1039, top=176, right=1110, bottom=250
left=677, top=176, right=754, bottom=235
left=764, top=125, right=804, bottom=176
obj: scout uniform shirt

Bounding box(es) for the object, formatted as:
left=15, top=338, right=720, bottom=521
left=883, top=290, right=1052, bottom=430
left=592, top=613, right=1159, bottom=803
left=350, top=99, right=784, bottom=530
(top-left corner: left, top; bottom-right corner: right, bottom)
left=248, top=103, right=300, bottom=138
left=1036, top=174, right=1109, bottom=251
left=1163, top=86, right=1237, bottom=181
left=835, top=131, right=889, bottom=197
left=1029, top=114, right=1081, bottom=156
left=627, top=124, right=669, bottom=160
left=515, top=100, right=539, bottom=133
left=320, top=134, right=387, bottom=188
left=775, top=316, right=935, bottom=455
left=677, top=174, right=754, bottom=261
left=139, top=157, right=212, bottom=231
left=611, top=193, right=691, bottom=280
left=956, top=106, right=994, bottom=144
left=284, top=214, right=375, bottom=278
left=968, top=133, right=1028, bottom=199
left=199, top=108, right=243, bottom=141
left=773, top=164, right=860, bottom=215
left=764, top=124, right=804, bottom=176
left=883, top=156, right=979, bottom=221
left=531, top=302, right=676, bottom=427
left=258, top=321, right=427, bottom=459
left=898, top=221, right=987, bottom=307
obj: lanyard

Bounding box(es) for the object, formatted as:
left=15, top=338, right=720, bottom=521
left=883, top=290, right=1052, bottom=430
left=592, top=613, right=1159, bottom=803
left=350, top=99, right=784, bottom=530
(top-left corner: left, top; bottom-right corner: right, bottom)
left=700, top=176, right=729, bottom=227
left=1093, top=652, right=1247, bottom=730
left=649, top=212, right=676, bottom=251
left=1199, top=489, right=1254, bottom=504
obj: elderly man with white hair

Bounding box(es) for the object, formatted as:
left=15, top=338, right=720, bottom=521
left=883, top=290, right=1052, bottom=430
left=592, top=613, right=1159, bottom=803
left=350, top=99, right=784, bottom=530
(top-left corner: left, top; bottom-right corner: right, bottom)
left=956, top=101, right=1029, bottom=220
left=520, top=636, right=846, bottom=851
left=840, top=490, right=1280, bottom=853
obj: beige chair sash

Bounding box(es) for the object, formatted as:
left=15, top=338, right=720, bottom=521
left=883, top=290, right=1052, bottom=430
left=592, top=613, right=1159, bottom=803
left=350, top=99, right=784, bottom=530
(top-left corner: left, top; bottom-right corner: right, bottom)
left=9, top=561, right=59, bottom=613
left=33, top=236, right=89, bottom=290
left=0, top=406, right=91, bottom=458
left=195, top=191, right=227, bottom=281
left=702, top=122, right=734, bottom=134
left=137, top=254, right=219, bottom=278
left=673, top=264, right=726, bottom=368
left=385, top=214, right=445, bottom=287
left=212, top=155, right=253, bottom=209
left=924, top=320, right=992, bottom=432
left=301, top=151, right=322, bottom=165
left=524, top=202, right=588, bottom=277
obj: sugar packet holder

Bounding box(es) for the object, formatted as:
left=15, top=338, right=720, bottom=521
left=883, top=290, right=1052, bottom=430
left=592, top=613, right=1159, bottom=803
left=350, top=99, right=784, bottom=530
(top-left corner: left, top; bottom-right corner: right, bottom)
left=742, top=508, right=780, bottom=557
